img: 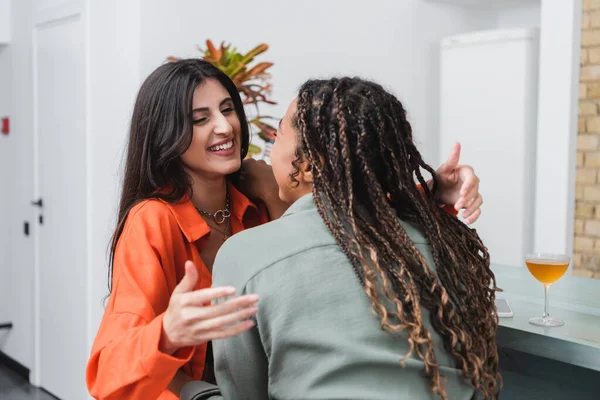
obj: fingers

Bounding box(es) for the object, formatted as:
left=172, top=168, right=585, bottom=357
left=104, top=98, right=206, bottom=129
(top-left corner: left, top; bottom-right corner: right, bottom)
left=188, top=294, right=260, bottom=319
left=240, top=159, right=271, bottom=182
left=201, top=320, right=256, bottom=342
left=436, top=143, right=461, bottom=177
left=454, top=174, right=480, bottom=210
left=180, top=286, right=237, bottom=305
left=444, top=142, right=461, bottom=170
left=193, top=305, right=258, bottom=333
left=463, top=194, right=483, bottom=218
left=462, top=171, right=478, bottom=190
left=464, top=208, right=481, bottom=225
left=462, top=194, right=483, bottom=224
left=172, top=261, right=199, bottom=294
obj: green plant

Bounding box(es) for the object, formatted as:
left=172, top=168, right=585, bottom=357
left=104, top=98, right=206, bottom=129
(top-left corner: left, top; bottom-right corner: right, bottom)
left=169, top=40, right=278, bottom=158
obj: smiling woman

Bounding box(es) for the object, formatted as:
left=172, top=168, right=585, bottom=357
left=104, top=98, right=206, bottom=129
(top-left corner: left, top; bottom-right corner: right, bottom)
left=84, top=59, right=280, bottom=400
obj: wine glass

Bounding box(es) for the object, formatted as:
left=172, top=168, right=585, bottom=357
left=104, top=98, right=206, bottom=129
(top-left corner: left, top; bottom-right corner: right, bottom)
left=525, top=253, right=570, bottom=327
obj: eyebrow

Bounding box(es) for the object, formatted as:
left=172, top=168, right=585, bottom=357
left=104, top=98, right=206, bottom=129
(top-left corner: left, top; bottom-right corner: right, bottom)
left=277, top=118, right=285, bottom=135
left=278, top=118, right=285, bottom=134
left=192, top=97, right=233, bottom=113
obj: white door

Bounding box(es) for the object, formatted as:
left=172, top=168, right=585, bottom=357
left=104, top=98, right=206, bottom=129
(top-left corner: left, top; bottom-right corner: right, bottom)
left=34, top=15, right=88, bottom=400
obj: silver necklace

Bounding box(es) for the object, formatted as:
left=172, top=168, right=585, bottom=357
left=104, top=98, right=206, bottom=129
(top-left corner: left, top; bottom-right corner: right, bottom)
left=195, top=190, right=231, bottom=225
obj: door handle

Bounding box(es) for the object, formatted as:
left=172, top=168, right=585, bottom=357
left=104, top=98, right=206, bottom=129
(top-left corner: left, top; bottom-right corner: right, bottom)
left=31, top=198, right=43, bottom=207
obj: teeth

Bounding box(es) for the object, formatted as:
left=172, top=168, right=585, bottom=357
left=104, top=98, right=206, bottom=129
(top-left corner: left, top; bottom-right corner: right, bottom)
left=210, top=141, right=233, bottom=151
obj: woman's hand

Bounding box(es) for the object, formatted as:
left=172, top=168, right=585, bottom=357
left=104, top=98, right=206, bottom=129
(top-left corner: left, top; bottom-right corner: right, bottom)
left=434, top=143, right=483, bottom=225
left=160, top=261, right=258, bottom=355
left=237, top=158, right=289, bottom=219
left=237, top=158, right=279, bottom=201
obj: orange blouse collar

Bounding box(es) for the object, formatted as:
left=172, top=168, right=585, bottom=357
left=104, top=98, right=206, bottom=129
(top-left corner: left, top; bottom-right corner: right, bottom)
left=161, top=182, right=257, bottom=243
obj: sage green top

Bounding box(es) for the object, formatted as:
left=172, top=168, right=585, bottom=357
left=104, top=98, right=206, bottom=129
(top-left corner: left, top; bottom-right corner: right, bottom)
left=192, top=193, right=477, bottom=400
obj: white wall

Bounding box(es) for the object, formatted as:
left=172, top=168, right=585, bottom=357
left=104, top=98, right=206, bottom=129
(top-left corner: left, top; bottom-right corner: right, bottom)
left=533, top=0, right=581, bottom=257
left=36, top=0, right=67, bottom=10
left=496, top=2, right=541, bottom=28
left=424, top=1, right=541, bottom=29
left=0, top=0, right=11, bottom=44
left=86, top=0, right=142, bottom=351
left=140, top=0, right=490, bottom=163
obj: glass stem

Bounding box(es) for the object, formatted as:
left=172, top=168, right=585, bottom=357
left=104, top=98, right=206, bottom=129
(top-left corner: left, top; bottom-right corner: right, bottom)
left=543, top=284, right=551, bottom=320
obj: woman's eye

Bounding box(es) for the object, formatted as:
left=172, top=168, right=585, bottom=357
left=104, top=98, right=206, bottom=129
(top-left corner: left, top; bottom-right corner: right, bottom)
left=222, top=107, right=234, bottom=114
left=193, top=118, right=208, bottom=124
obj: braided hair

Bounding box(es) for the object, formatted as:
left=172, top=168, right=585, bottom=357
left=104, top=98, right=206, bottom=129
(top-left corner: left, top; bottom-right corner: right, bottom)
left=291, top=77, right=501, bottom=399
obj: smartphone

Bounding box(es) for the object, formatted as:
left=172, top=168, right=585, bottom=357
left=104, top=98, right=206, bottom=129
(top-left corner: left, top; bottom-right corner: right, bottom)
left=495, top=298, right=513, bottom=318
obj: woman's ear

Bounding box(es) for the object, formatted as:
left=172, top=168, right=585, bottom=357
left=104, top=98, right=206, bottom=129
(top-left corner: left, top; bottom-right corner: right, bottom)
left=298, top=161, right=314, bottom=184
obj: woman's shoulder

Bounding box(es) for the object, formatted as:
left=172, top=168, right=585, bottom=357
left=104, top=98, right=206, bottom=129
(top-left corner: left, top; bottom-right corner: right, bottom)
left=398, top=220, right=428, bottom=245
left=127, top=198, right=176, bottom=222
left=120, top=198, right=183, bottom=239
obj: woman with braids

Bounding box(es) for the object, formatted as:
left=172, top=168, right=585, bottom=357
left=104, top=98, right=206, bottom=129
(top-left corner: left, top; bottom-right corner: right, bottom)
left=87, top=59, right=483, bottom=400
left=183, top=77, right=500, bottom=400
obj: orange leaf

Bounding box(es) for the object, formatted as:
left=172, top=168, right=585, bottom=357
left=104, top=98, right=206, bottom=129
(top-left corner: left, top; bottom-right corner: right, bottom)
left=219, top=41, right=227, bottom=64
left=243, top=44, right=269, bottom=62
left=251, top=120, right=277, bottom=141
left=245, top=62, right=273, bottom=79
left=206, top=39, right=222, bottom=62
left=235, top=71, right=249, bottom=84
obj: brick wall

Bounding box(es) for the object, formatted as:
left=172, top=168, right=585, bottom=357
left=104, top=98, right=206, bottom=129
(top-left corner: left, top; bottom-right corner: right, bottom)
left=574, top=0, right=600, bottom=278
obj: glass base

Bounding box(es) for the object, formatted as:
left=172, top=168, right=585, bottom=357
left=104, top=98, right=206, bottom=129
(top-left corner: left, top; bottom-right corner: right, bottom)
left=529, top=317, right=564, bottom=327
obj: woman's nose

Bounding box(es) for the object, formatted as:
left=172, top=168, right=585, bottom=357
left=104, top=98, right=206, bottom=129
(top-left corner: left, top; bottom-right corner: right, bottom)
left=213, top=114, right=233, bottom=136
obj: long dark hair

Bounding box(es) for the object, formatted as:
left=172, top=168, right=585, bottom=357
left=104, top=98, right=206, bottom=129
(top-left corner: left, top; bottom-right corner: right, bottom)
left=107, top=59, right=249, bottom=293
left=292, top=77, right=501, bottom=399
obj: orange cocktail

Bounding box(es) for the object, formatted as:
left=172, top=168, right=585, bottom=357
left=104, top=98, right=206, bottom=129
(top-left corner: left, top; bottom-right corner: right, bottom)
left=525, top=258, right=569, bottom=284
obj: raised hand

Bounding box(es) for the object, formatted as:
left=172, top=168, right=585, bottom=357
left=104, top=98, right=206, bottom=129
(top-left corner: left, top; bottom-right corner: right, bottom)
left=160, top=261, right=258, bottom=354
left=434, top=143, right=483, bottom=225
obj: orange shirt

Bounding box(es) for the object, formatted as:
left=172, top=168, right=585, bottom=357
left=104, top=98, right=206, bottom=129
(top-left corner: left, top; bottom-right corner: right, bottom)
left=86, top=183, right=268, bottom=400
